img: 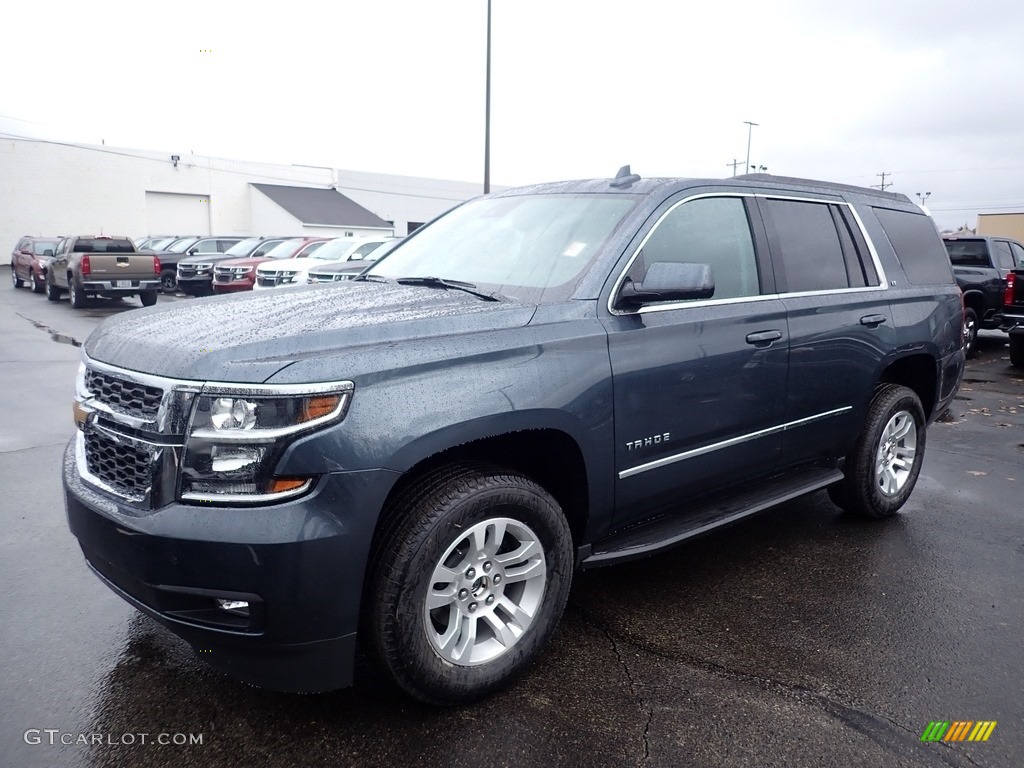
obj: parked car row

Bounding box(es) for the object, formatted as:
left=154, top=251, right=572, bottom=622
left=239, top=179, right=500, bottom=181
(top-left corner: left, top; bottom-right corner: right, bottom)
left=11, top=235, right=163, bottom=308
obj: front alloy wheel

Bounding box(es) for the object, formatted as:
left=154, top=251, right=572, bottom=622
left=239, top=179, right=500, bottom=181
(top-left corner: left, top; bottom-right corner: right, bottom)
left=424, top=517, right=546, bottom=666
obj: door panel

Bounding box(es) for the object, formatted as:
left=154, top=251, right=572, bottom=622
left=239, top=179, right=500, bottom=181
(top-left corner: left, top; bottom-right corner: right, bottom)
left=607, top=301, right=789, bottom=528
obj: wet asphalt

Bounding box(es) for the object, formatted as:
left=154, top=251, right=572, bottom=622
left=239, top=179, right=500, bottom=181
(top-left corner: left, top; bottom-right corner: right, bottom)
left=1, top=276, right=1022, bottom=768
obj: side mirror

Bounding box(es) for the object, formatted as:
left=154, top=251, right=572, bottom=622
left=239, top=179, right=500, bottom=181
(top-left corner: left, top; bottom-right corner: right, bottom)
left=43, top=249, right=54, bottom=257
left=617, top=262, right=715, bottom=307
left=186, top=246, right=199, bottom=255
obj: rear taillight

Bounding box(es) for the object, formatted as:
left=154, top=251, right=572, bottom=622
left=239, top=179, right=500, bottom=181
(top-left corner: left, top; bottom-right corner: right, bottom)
left=154, top=256, right=161, bottom=274
left=81, top=255, right=91, bottom=276
left=1005, top=272, right=1016, bottom=307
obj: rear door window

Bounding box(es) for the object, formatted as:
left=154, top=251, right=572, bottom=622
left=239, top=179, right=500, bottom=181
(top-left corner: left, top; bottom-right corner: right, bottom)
left=992, top=240, right=1016, bottom=270
left=759, top=199, right=851, bottom=293
left=943, top=239, right=989, bottom=267
left=1010, top=242, right=1024, bottom=266
left=874, top=208, right=954, bottom=285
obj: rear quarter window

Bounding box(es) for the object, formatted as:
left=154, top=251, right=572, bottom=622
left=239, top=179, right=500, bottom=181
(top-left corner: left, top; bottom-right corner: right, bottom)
left=873, top=208, right=954, bottom=285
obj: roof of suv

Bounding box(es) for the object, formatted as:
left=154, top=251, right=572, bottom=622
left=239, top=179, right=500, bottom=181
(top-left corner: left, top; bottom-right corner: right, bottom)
left=495, top=173, right=912, bottom=206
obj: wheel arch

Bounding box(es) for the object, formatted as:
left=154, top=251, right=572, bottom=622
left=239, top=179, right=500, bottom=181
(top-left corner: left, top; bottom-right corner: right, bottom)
left=876, top=353, right=939, bottom=419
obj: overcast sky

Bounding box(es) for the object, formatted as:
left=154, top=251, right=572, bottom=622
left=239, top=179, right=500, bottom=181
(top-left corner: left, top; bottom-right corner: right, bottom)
left=3, top=0, right=1023, bottom=229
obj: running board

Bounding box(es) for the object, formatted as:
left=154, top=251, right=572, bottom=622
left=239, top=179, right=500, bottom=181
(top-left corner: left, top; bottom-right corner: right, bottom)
left=580, top=467, right=843, bottom=569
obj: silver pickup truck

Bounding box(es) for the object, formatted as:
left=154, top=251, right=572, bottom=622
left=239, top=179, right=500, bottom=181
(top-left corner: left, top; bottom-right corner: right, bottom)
left=46, top=236, right=161, bottom=308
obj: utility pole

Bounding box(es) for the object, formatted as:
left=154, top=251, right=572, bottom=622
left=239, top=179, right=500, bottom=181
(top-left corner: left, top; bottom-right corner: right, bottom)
left=873, top=171, right=892, bottom=191
left=726, top=159, right=744, bottom=177
left=743, top=121, right=758, bottom=176
left=483, top=0, right=492, bottom=194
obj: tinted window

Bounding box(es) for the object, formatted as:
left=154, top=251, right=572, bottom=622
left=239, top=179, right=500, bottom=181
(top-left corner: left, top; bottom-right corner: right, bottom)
left=761, top=199, right=849, bottom=292
left=630, top=196, right=760, bottom=299
left=73, top=238, right=134, bottom=253
left=943, top=239, right=989, bottom=267
left=874, top=208, right=954, bottom=285
left=33, top=240, right=59, bottom=255
left=992, top=241, right=1016, bottom=269
left=1010, top=242, right=1024, bottom=266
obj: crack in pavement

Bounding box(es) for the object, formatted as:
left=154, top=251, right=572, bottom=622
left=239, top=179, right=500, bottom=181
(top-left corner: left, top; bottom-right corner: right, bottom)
left=570, top=602, right=981, bottom=768
left=0, top=441, right=72, bottom=456
left=16, top=312, right=82, bottom=347
left=572, top=605, right=652, bottom=767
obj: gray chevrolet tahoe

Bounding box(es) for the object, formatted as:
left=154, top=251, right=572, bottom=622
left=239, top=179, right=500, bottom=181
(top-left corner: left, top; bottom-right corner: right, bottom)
left=64, top=170, right=965, bottom=704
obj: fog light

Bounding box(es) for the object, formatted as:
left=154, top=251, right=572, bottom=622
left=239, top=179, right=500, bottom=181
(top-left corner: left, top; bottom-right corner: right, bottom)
left=215, top=599, right=250, bottom=617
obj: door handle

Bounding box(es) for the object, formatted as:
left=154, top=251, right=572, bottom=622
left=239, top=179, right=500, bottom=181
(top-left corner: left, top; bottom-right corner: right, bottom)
left=860, top=314, right=887, bottom=327
left=745, top=329, right=783, bottom=346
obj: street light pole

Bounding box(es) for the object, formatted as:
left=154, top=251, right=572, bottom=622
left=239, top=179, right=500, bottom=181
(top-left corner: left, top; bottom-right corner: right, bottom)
left=743, top=120, right=758, bottom=174
left=484, top=0, right=492, bottom=194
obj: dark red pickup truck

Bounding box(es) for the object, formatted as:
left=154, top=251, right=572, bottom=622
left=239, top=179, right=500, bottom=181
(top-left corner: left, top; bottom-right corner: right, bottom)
left=1001, top=268, right=1024, bottom=367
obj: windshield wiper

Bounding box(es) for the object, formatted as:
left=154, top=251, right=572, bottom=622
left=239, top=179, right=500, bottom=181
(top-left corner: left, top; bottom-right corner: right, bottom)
left=394, top=276, right=504, bottom=302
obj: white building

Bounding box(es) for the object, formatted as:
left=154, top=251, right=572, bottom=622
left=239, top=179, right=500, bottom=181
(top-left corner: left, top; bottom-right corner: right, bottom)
left=0, top=136, right=494, bottom=251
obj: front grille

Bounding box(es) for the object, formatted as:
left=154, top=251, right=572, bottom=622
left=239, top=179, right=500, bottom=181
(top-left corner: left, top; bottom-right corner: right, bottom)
left=309, top=273, right=351, bottom=283
left=214, top=267, right=248, bottom=283
left=84, top=431, right=152, bottom=499
left=256, top=275, right=278, bottom=287
left=85, top=370, right=163, bottom=418
left=177, top=264, right=211, bottom=279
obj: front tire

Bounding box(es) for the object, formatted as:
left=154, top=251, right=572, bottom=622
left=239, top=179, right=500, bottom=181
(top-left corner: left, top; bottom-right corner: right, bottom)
left=46, top=273, right=62, bottom=302
left=31, top=271, right=45, bottom=294
left=963, top=308, right=978, bottom=358
left=367, top=464, right=573, bottom=705
left=160, top=269, right=177, bottom=293
left=832, top=384, right=926, bottom=518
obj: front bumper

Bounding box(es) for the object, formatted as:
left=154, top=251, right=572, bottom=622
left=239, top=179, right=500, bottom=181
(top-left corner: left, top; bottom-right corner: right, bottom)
left=176, top=276, right=214, bottom=295
left=212, top=279, right=254, bottom=293
left=63, top=439, right=399, bottom=692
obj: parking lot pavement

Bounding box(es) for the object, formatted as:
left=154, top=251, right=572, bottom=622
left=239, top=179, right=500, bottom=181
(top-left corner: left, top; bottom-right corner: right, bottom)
left=2, top=278, right=1022, bottom=768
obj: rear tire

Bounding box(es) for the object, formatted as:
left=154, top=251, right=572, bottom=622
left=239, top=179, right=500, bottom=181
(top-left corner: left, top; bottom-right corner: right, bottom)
left=366, top=464, right=573, bottom=705
left=11, top=264, right=23, bottom=289
left=832, top=384, right=926, bottom=519
left=1010, top=333, right=1024, bottom=368
left=69, top=278, right=87, bottom=308
left=140, top=290, right=158, bottom=307
left=963, top=308, right=978, bottom=358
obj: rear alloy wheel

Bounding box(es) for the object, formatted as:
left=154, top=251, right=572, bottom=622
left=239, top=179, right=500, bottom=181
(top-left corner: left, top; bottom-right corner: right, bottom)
left=832, top=384, right=926, bottom=518
left=963, top=308, right=978, bottom=358
left=11, top=264, right=23, bottom=289
left=367, top=464, right=573, bottom=704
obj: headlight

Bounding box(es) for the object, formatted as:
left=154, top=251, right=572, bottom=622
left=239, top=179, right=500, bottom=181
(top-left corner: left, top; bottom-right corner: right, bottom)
left=180, top=383, right=353, bottom=503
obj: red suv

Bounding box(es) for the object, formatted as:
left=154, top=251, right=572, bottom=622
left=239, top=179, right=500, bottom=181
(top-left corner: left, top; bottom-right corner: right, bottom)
left=212, top=238, right=328, bottom=293
left=11, top=236, right=62, bottom=294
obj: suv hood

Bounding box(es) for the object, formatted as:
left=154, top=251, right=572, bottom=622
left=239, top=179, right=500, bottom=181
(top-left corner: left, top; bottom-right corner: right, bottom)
left=216, top=257, right=273, bottom=268
left=84, top=282, right=537, bottom=382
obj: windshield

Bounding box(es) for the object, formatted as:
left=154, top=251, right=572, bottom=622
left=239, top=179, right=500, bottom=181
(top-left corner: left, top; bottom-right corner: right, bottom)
left=146, top=237, right=175, bottom=250
left=167, top=238, right=200, bottom=253
left=347, top=240, right=389, bottom=260
left=368, top=194, right=636, bottom=303
left=263, top=239, right=306, bottom=259
left=223, top=238, right=263, bottom=257
left=307, top=238, right=361, bottom=261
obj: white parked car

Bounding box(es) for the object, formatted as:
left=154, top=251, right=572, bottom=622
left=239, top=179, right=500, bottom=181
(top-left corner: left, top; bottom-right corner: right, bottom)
left=254, top=237, right=394, bottom=289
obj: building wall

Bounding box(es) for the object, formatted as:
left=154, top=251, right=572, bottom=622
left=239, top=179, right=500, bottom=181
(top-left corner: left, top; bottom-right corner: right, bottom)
left=0, top=136, right=489, bottom=252
left=976, top=213, right=1024, bottom=242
